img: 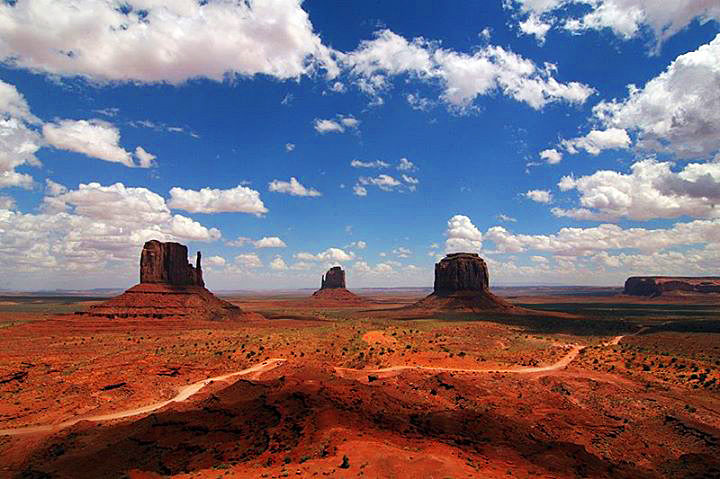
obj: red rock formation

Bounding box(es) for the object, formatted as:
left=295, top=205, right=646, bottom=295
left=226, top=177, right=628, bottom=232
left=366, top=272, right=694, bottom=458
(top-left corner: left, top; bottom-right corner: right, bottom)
left=320, top=266, right=346, bottom=289
left=414, top=253, right=514, bottom=312
left=624, top=276, right=720, bottom=297
left=86, top=240, right=255, bottom=321
left=140, top=240, right=204, bottom=287
left=312, top=266, right=363, bottom=303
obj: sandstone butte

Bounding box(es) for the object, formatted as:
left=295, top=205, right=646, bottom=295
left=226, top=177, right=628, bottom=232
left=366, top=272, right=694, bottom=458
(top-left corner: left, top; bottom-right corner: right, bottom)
left=311, top=266, right=364, bottom=302
left=624, top=276, right=720, bottom=297
left=86, top=240, right=257, bottom=321
left=413, top=253, right=516, bottom=312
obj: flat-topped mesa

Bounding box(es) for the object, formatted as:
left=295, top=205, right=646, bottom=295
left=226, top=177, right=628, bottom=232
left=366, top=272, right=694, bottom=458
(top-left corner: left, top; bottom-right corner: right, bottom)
left=140, top=240, right=204, bottom=287
left=320, top=266, right=346, bottom=289
left=412, top=252, right=514, bottom=312
left=624, top=276, right=720, bottom=297
left=433, top=252, right=489, bottom=296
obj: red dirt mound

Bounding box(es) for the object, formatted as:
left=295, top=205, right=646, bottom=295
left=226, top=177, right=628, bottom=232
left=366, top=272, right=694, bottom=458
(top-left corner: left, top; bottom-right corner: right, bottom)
left=413, top=290, right=518, bottom=313
left=311, top=287, right=366, bottom=303
left=84, top=284, right=259, bottom=321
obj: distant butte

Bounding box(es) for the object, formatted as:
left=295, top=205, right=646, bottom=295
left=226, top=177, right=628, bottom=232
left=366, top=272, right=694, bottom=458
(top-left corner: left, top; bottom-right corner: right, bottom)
left=312, top=266, right=363, bottom=302
left=86, top=240, right=258, bottom=321
left=624, top=276, right=720, bottom=297
left=413, top=253, right=516, bottom=312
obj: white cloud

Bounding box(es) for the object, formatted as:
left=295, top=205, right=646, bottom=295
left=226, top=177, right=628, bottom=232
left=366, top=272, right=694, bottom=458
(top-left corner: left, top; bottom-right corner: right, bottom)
left=343, top=29, right=593, bottom=111
left=0, top=0, right=338, bottom=83
left=507, top=1, right=720, bottom=47
left=235, top=253, right=262, bottom=268
left=313, top=115, right=359, bottom=134
left=351, top=159, right=389, bottom=168
left=168, top=185, right=268, bottom=215
left=353, top=261, right=396, bottom=275
left=347, top=240, right=367, bottom=249
left=270, top=256, right=288, bottom=270
left=206, top=255, right=226, bottom=267
left=314, top=119, right=344, bottom=134
left=397, top=158, right=416, bottom=171
left=401, top=174, right=419, bottom=185
left=0, top=182, right=220, bottom=277
left=227, top=236, right=251, bottom=247
left=525, top=189, right=553, bottom=203
left=285, top=143, right=295, bottom=152
left=0, top=195, right=14, bottom=209
left=561, top=128, right=631, bottom=155
left=268, top=177, right=322, bottom=197
left=134, top=146, right=156, bottom=168
left=594, top=34, right=720, bottom=160
left=406, top=93, right=433, bottom=111
left=294, top=247, right=355, bottom=262
left=553, top=159, right=720, bottom=221
left=42, top=119, right=143, bottom=167
left=496, top=213, right=517, bottom=223
left=0, top=80, right=42, bottom=189
left=445, top=215, right=483, bottom=253
left=330, top=81, right=346, bottom=93
left=254, top=236, right=287, bottom=248
left=519, top=14, right=552, bottom=44
left=392, top=247, right=412, bottom=258
left=539, top=148, right=562, bottom=164
left=45, top=179, right=67, bottom=197
left=352, top=185, right=367, bottom=197
left=357, top=174, right=409, bottom=193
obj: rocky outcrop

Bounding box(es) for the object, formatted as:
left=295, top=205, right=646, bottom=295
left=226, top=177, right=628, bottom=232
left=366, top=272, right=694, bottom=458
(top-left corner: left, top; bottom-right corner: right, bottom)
left=320, top=266, right=346, bottom=289
left=312, top=266, right=363, bottom=303
left=414, top=253, right=514, bottom=312
left=624, top=276, right=720, bottom=297
left=140, top=240, right=204, bottom=287
left=85, top=240, right=256, bottom=321
left=433, top=253, right=489, bottom=296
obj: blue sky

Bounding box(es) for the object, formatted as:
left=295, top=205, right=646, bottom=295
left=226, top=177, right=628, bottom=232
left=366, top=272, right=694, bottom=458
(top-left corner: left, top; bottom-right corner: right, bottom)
left=1, top=0, right=719, bottom=290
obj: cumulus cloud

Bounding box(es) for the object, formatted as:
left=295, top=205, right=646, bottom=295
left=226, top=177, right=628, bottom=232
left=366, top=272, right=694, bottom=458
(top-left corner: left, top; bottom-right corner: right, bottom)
left=285, top=143, right=295, bottom=152
left=42, top=119, right=152, bottom=168
left=313, top=115, right=359, bottom=134
left=561, top=128, right=631, bottom=155
left=351, top=159, right=389, bottom=169
left=343, top=29, right=593, bottom=111
left=269, top=256, right=288, bottom=270
left=295, top=247, right=355, bottom=262
left=0, top=80, right=42, bottom=189
left=392, top=247, right=412, bottom=258
left=525, top=189, right=553, bottom=203
left=0, top=195, right=14, bottom=209
left=397, top=158, right=416, bottom=171
left=553, top=159, right=720, bottom=221
left=235, top=253, right=262, bottom=268
left=352, top=185, right=367, bottom=197
left=0, top=0, right=338, bottom=83
left=0, top=182, right=220, bottom=278
left=268, top=177, right=322, bottom=197
left=347, top=240, right=367, bottom=249
left=205, top=256, right=226, bottom=267
left=254, top=236, right=287, bottom=248
left=593, top=34, right=720, bottom=160
left=355, top=173, right=418, bottom=194
left=496, top=213, right=517, bottom=223
left=168, top=185, right=267, bottom=215
left=406, top=93, right=433, bottom=111
left=519, top=14, right=552, bottom=44
left=539, top=148, right=562, bottom=164
left=134, top=146, right=156, bottom=168
left=506, top=1, right=720, bottom=47
left=445, top=215, right=483, bottom=253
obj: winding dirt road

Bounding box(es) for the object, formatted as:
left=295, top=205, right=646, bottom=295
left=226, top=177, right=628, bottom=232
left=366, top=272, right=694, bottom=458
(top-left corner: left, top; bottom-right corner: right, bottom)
left=335, top=335, right=625, bottom=378
left=0, top=358, right=286, bottom=437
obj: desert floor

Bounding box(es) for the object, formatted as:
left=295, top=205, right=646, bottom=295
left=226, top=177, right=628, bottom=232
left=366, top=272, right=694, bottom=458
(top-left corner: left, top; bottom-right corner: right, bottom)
left=0, top=290, right=719, bottom=478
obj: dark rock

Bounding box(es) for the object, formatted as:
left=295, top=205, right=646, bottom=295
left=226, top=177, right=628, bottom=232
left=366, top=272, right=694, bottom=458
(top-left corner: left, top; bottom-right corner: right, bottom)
left=624, top=276, right=720, bottom=297
left=433, top=253, right=489, bottom=295
left=320, top=266, right=346, bottom=289
left=139, top=240, right=204, bottom=287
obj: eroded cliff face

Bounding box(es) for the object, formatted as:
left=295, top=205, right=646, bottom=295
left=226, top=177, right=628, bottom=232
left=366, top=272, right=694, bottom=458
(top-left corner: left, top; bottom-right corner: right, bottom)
left=140, top=240, right=204, bottom=287
left=320, top=266, right=346, bottom=289
left=433, top=253, right=489, bottom=296
left=624, top=276, right=720, bottom=297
